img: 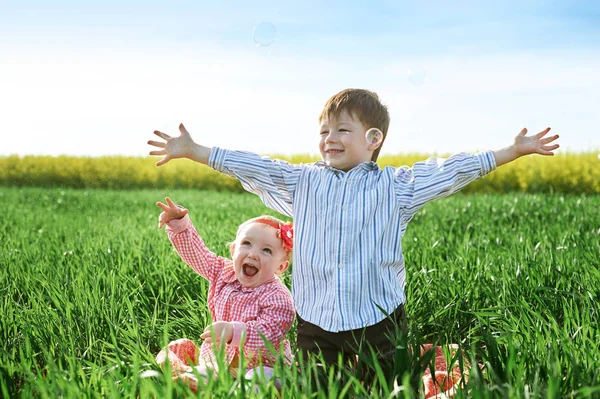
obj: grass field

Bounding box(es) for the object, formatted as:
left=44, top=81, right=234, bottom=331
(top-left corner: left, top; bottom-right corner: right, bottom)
left=1, top=187, right=599, bottom=398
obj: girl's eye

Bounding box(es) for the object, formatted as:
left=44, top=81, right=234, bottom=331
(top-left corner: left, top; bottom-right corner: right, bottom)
left=263, top=248, right=272, bottom=255
left=340, top=129, right=349, bottom=132
left=320, top=131, right=328, bottom=136
left=241, top=241, right=250, bottom=246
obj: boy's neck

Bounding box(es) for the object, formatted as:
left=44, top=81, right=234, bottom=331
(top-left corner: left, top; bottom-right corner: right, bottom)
left=322, top=160, right=378, bottom=173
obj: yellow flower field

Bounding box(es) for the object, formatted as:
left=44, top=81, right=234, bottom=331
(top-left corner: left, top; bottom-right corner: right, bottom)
left=1, top=152, right=599, bottom=193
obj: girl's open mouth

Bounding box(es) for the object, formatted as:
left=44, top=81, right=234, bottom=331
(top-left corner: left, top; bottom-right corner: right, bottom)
left=243, top=264, right=258, bottom=277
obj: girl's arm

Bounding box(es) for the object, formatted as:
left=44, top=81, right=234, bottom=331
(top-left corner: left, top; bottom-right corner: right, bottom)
left=165, top=214, right=225, bottom=283
left=229, top=287, right=295, bottom=363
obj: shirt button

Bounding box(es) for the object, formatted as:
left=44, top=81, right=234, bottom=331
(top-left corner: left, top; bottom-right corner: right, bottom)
left=338, top=263, right=343, bottom=269
left=341, top=206, right=346, bottom=211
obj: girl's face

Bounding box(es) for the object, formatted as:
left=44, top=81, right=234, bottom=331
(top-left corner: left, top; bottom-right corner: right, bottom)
left=231, top=223, right=288, bottom=288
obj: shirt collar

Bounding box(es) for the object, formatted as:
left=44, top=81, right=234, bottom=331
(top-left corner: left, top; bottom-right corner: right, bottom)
left=315, top=161, right=379, bottom=174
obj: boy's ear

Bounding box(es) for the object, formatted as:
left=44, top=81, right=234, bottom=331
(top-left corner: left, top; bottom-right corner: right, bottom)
left=366, top=128, right=384, bottom=151
left=276, top=260, right=289, bottom=275
left=367, top=139, right=383, bottom=152
left=229, top=243, right=236, bottom=257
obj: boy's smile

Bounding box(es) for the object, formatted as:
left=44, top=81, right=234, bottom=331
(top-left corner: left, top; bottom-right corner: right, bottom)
left=319, top=109, right=377, bottom=172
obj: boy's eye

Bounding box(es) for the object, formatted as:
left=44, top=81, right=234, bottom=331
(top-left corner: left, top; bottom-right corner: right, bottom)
left=263, top=248, right=272, bottom=255
left=320, top=131, right=328, bottom=136
left=241, top=240, right=251, bottom=246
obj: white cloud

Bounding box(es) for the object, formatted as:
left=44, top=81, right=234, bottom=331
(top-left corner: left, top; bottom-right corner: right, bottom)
left=1, top=46, right=598, bottom=158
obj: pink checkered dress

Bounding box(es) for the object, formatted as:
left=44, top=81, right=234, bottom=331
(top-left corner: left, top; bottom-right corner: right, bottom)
left=165, top=215, right=295, bottom=370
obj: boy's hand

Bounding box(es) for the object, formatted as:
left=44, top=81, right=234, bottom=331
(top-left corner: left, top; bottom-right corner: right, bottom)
left=514, top=127, right=559, bottom=157
left=494, top=127, right=560, bottom=167
left=200, top=322, right=234, bottom=346
left=148, top=123, right=196, bottom=166
left=156, top=197, right=188, bottom=229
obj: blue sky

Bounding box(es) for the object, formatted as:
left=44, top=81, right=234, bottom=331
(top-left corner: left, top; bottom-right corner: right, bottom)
left=1, top=0, right=599, bottom=156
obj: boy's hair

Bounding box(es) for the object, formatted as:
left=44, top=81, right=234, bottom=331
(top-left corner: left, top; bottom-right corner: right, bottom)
left=319, top=88, right=390, bottom=162
left=231, top=215, right=293, bottom=263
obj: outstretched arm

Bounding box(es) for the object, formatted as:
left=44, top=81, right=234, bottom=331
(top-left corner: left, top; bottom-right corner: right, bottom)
left=148, top=123, right=212, bottom=166
left=157, top=197, right=225, bottom=282
left=493, top=127, right=559, bottom=167
left=395, top=126, right=560, bottom=220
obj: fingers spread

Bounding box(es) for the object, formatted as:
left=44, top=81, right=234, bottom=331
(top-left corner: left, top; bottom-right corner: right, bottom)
left=540, top=135, right=559, bottom=145
left=166, top=197, right=176, bottom=208
left=150, top=150, right=167, bottom=156
left=519, top=128, right=528, bottom=136
left=156, top=156, right=170, bottom=167
left=148, top=140, right=166, bottom=148
left=542, top=144, right=560, bottom=151
left=179, top=123, right=190, bottom=136
left=154, top=130, right=173, bottom=140
left=535, top=127, right=551, bottom=139
left=156, top=202, right=170, bottom=212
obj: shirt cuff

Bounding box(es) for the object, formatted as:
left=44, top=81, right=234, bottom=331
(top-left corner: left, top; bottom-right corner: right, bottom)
left=476, top=150, right=497, bottom=176
left=230, top=322, right=247, bottom=347
left=165, top=213, right=192, bottom=234
left=208, top=147, right=229, bottom=172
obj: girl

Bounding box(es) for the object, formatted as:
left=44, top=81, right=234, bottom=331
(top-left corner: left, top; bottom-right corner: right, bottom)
left=155, top=197, right=295, bottom=391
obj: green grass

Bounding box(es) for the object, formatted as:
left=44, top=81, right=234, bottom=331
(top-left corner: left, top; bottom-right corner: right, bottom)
left=1, top=187, right=599, bottom=398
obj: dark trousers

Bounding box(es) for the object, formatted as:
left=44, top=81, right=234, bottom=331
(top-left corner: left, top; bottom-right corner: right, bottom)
left=296, top=304, right=408, bottom=368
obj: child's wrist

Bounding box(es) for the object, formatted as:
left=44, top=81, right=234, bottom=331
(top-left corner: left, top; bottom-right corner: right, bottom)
left=165, top=214, right=191, bottom=234
left=510, top=145, right=521, bottom=160
left=190, top=143, right=211, bottom=164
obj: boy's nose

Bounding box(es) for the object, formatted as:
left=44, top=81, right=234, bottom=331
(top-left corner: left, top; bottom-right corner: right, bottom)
left=324, top=132, right=338, bottom=143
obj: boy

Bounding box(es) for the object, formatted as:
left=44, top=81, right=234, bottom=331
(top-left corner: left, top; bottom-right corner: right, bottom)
left=147, top=88, right=559, bottom=370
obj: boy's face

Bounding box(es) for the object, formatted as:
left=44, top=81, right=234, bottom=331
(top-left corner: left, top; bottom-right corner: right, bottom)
left=231, top=223, right=289, bottom=288
left=319, top=109, right=375, bottom=172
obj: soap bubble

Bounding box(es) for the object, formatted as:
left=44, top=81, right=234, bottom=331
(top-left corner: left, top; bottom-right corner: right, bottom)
left=253, top=21, right=276, bottom=47
left=407, top=67, right=428, bottom=86
left=365, top=128, right=383, bottom=145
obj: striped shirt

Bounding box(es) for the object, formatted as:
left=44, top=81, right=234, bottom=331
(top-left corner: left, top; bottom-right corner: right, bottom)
left=165, top=214, right=295, bottom=368
left=209, top=148, right=496, bottom=332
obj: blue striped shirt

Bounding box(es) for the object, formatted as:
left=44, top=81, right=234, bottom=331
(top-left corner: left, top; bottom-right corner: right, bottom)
left=209, top=148, right=496, bottom=332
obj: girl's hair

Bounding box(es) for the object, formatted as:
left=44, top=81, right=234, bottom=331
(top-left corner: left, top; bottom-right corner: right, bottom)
left=232, top=215, right=294, bottom=262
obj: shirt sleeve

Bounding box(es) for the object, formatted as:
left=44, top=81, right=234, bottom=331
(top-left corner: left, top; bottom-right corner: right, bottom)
left=208, top=147, right=304, bottom=218
left=229, top=285, right=295, bottom=363
left=165, top=214, right=226, bottom=283
left=394, top=151, right=496, bottom=220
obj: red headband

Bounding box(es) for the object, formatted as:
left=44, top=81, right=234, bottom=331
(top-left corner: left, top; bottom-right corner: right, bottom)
left=254, top=218, right=294, bottom=255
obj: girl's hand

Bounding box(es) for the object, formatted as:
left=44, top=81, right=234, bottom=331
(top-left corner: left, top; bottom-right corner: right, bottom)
left=156, top=197, right=188, bottom=229
left=148, top=123, right=196, bottom=166
left=200, top=322, right=234, bottom=346
left=514, top=127, right=560, bottom=157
